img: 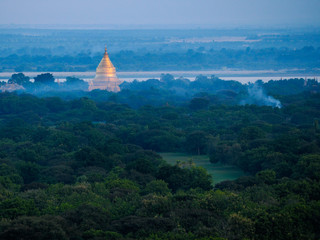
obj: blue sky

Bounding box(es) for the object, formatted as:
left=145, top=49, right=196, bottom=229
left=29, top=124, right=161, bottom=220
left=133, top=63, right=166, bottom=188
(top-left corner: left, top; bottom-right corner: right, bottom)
left=1, top=0, right=319, bottom=27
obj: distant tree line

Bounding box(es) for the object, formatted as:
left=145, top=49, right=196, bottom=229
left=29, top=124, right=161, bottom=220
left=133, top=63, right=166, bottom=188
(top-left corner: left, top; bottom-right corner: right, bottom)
left=0, top=46, right=319, bottom=72
left=2, top=73, right=89, bottom=92
left=3, top=72, right=319, bottom=109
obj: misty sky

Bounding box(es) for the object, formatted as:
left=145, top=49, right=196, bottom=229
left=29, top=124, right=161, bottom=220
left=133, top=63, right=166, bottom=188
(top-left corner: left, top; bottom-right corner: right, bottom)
left=1, top=0, right=320, bottom=27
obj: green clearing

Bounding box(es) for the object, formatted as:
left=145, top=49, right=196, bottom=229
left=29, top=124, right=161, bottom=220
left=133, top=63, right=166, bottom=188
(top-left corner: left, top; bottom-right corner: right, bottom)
left=160, top=152, right=246, bottom=184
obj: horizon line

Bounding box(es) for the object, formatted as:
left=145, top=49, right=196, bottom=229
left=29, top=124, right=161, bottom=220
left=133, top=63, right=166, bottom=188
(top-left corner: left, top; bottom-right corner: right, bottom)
left=1, top=23, right=320, bottom=30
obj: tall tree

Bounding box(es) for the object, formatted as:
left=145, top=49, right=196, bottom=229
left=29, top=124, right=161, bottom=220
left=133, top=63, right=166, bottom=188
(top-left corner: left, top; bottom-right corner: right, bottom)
left=34, top=73, right=55, bottom=85
left=8, top=73, right=30, bottom=86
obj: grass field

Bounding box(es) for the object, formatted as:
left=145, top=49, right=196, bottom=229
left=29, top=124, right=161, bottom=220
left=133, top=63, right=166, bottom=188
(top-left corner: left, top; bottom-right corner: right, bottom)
left=160, top=152, right=246, bottom=184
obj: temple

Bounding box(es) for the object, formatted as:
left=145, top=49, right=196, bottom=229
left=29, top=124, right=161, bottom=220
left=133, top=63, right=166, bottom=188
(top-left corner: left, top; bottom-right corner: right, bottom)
left=89, top=45, right=122, bottom=92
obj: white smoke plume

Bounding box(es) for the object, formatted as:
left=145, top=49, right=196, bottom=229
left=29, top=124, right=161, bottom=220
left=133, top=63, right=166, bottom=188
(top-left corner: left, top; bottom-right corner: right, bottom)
left=241, top=84, right=282, bottom=108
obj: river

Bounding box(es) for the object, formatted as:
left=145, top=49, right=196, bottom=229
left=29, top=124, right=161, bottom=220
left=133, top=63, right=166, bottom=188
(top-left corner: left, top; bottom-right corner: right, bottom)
left=0, top=70, right=319, bottom=84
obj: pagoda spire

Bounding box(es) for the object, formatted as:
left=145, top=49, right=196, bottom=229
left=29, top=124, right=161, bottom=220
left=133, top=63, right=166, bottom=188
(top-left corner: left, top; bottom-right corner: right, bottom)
left=89, top=46, right=122, bottom=92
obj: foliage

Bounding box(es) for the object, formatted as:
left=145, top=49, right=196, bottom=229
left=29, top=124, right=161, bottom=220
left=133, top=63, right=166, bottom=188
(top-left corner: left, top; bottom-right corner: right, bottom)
left=0, top=79, right=320, bottom=239
left=34, top=73, right=55, bottom=84
left=8, top=73, right=30, bottom=87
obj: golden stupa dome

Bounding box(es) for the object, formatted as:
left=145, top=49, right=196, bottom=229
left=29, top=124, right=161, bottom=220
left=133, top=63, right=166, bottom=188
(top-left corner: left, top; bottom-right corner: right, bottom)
left=96, top=46, right=117, bottom=77
left=89, top=45, right=122, bottom=92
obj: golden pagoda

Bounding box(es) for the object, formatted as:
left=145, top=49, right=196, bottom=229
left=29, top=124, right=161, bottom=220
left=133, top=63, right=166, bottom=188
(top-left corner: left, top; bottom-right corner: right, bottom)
left=89, top=45, right=122, bottom=92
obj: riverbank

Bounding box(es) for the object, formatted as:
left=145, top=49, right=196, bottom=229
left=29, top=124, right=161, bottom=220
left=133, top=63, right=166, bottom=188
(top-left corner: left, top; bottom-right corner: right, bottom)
left=1, top=70, right=319, bottom=84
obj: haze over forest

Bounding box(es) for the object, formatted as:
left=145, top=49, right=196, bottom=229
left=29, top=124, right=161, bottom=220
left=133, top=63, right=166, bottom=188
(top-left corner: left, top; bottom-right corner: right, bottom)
left=1, top=1, right=320, bottom=240
left=0, top=27, right=319, bottom=74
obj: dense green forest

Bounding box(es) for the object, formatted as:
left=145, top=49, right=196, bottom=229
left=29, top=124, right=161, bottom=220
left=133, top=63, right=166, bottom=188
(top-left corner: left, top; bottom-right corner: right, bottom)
left=0, top=76, right=320, bottom=239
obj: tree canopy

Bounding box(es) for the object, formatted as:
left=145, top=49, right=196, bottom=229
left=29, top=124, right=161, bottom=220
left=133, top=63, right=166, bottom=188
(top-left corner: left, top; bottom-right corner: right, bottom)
left=0, top=78, right=320, bottom=239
